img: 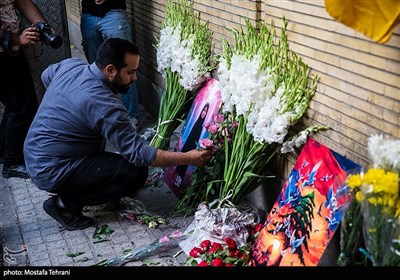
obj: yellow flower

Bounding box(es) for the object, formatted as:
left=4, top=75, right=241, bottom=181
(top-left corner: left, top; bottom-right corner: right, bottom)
left=395, top=200, right=400, bottom=218
left=347, top=174, right=363, bottom=189
left=364, top=169, right=398, bottom=196
left=355, top=191, right=365, bottom=202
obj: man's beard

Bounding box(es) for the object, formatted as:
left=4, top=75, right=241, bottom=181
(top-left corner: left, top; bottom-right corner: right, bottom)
left=111, top=74, right=131, bottom=94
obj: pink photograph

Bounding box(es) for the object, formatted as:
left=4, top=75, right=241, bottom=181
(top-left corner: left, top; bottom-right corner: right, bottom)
left=164, top=78, right=221, bottom=198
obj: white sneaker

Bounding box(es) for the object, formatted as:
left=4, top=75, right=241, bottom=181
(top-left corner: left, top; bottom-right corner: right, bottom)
left=129, top=116, right=141, bottom=131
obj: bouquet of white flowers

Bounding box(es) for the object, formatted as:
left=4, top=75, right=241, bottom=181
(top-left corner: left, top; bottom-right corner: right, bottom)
left=151, top=0, right=213, bottom=149
left=214, top=18, right=327, bottom=204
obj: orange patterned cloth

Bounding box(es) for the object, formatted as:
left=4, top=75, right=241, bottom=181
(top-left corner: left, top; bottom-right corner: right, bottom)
left=325, top=0, right=400, bottom=44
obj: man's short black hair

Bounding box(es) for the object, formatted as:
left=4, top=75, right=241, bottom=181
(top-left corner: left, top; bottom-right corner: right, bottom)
left=95, top=38, right=139, bottom=70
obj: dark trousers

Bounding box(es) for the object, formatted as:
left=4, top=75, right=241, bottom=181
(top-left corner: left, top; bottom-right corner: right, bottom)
left=54, top=152, right=149, bottom=214
left=0, top=51, right=38, bottom=166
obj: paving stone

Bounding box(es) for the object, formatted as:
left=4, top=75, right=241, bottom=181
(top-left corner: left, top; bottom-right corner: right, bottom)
left=17, top=203, right=38, bottom=214
left=24, top=236, right=44, bottom=246
left=30, top=259, right=52, bottom=266
left=110, top=242, right=134, bottom=254
left=17, top=210, right=36, bottom=221
left=18, top=216, right=38, bottom=225
left=13, top=188, right=29, bottom=196
left=27, top=243, right=47, bottom=253
left=46, top=239, right=68, bottom=249
left=14, top=198, right=31, bottom=207
left=43, top=233, right=64, bottom=243
left=40, top=226, right=61, bottom=236
left=67, top=242, right=92, bottom=254
left=23, top=230, right=42, bottom=240
left=28, top=251, right=50, bottom=263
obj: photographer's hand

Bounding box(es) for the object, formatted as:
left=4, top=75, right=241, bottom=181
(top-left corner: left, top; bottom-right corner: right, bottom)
left=18, top=26, right=40, bottom=46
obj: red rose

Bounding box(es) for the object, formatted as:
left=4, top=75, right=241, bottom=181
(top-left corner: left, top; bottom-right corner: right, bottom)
left=200, top=240, right=211, bottom=250
left=197, top=261, right=209, bottom=267
left=224, top=237, right=237, bottom=251
left=254, top=223, right=263, bottom=232
left=245, top=259, right=256, bottom=266
left=208, top=242, right=223, bottom=253
left=225, top=263, right=234, bottom=267
left=189, top=247, right=203, bottom=258
left=241, top=254, right=250, bottom=261
left=211, top=258, right=224, bottom=267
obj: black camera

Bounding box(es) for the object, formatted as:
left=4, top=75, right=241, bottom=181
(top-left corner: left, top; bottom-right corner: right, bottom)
left=34, top=22, right=63, bottom=49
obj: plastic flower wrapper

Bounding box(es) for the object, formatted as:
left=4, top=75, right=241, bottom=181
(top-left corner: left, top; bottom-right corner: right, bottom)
left=343, top=134, right=400, bottom=266
left=337, top=172, right=369, bottom=266
left=183, top=200, right=264, bottom=267
left=179, top=199, right=258, bottom=258
left=94, top=230, right=186, bottom=266
left=356, top=168, right=399, bottom=266
left=150, top=0, right=213, bottom=149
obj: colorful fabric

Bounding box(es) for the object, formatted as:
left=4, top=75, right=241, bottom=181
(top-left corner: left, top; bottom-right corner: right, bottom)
left=325, top=0, right=400, bottom=44
left=252, top=138, right=360, bottom=266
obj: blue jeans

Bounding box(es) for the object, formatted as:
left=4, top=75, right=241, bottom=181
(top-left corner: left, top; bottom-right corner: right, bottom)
left=81, top=10, right=139, bottom=118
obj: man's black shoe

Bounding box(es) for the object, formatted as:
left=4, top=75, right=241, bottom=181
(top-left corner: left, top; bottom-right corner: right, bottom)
left=43, top=196, right=95, bottom=231
left=2, top=164, right=30, bottom=179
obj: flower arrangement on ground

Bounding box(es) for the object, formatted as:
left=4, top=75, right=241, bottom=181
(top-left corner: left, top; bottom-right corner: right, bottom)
left=186, top=223, right=263, bottom=266
left=216, top=18, right=329, bottom=205
left=341, top=134, right=400, bottom=266
left=151, top=0, right=213, bottom=149
left=174, top=18, right=328, bottom=215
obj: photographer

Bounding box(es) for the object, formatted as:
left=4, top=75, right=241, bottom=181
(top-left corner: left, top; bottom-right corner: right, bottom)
left=0, top=0, right=57, bottom=178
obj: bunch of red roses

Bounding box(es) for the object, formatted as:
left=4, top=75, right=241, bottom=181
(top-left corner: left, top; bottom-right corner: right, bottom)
left=186, top=223, right=263, bottom=267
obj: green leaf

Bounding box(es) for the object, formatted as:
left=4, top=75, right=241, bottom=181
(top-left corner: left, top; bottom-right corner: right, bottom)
left=66, top=251, right=85, bottom=258
left=74, top=256, right=91, bottom=263
left=92, top=259, right=109, bottom=267
left=92, top=224, right=115, bottom=244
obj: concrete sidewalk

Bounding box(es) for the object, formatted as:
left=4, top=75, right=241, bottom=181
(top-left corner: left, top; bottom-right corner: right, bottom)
left=0, top=106, right=194, bottom=268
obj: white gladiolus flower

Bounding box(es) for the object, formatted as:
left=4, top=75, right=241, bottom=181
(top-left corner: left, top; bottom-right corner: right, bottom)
left=156, top=24, right=209, bottom=91
left=152, top=0, right=212, bottom=149
left=294, top=130, right=309, bottom=147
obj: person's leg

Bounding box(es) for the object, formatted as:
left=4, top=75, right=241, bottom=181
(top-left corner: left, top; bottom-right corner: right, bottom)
left=58, top=152, right=148, bottom=213
left=100, top=10, right=141, bottom=120
left=0, top=53, right=38, bottom=174
left=0, top=108, right=8, bottom=161
left=43, top=152, right=148, bottom=230
left=99, top=10, right=133, bottom=42
left=80, top=13, right=103, bottom=63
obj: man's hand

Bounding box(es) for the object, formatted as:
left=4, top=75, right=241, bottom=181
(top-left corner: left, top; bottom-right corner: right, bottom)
left=185, top=149, right=213, bottom=167
left=151, top=148, right=214, bottom=168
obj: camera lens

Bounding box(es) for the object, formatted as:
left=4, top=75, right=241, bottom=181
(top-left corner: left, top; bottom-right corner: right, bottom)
left=44, top=31, right=63, bottom=49
left=34, top=22, right=63, bottom=49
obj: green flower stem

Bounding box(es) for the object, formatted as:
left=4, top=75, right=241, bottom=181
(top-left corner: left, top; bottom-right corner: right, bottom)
left=220, top=112, right=277, bottom=204
left=150, top=69, right=191, bottom=149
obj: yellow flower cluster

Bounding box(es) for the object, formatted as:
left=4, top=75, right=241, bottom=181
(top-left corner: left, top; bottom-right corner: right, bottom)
left=344, top=168, right=400, bottom=266
left=347, top=168, right=400, bottom=217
